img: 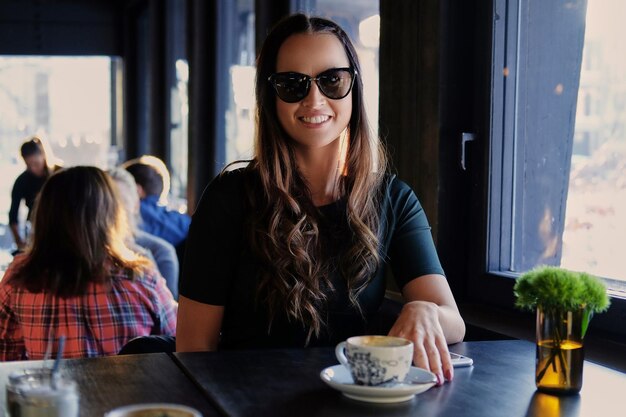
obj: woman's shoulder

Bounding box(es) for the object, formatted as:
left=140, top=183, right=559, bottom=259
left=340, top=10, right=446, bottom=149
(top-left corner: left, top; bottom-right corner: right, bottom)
left=194, top=166, right=257, bottom=215
left=382, top=173, right=420, bottom=203
left=208, top=166, right=255, bottom=192
left=378, top=173, right=427, bottom=223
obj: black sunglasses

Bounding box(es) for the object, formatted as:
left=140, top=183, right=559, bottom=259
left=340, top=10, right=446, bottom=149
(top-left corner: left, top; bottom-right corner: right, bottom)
left=267, top=67, right=357, bottom=103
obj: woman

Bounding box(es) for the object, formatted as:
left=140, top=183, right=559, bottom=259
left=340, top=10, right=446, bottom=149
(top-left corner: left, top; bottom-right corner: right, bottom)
left=0, top=166, right=177, bottom=360
left=8, top=137, right=53, bottom=251
left=177, top=14, right=465, bottom=385
left=108, top=167, right=180, bottom=299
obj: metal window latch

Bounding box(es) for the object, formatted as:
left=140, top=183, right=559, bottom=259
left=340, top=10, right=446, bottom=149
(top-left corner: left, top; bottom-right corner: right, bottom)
left=460, top=132, right=476, bottom=171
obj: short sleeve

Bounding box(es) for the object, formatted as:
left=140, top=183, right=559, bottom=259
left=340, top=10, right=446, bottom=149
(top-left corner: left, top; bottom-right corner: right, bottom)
left=386, top=178, right=445, bottom=290
left=179, top=169, right=248, bottom=305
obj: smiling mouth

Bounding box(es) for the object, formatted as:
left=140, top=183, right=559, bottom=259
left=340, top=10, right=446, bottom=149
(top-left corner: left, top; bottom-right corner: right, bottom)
left=300, top=115, right=331, bottom=124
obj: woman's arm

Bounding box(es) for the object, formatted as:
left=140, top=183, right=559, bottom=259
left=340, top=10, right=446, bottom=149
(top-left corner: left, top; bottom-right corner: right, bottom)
left=388, top=274, right=465, bottom=385
left=175, top=295, right=224, bottom=352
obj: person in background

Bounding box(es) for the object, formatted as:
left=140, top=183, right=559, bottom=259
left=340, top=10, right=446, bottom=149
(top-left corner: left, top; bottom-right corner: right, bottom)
left=8, top=137, right=54, bottom=252
left=176, top=14, right=465, bottom=386
left=108, top=167, right=180, bottom=299
left=122, top=156, right=190, bottom=250
left=0, top=166, right=177, bottom=361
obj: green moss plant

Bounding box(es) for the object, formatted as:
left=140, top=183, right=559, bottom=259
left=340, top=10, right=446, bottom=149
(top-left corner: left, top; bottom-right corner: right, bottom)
left=514, top=266, right=610, bottom=314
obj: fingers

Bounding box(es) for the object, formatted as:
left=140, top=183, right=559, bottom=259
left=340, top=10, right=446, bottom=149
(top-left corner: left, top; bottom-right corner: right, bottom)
left=394, top=335, right=452, bottom=385
left=411, top=342, right=430, bottom=371
left=413, top=338, right=452, bottom=385
left=387, top=302, right=454, bottom=385
left=389, top=326, right=434, bottom=378
left=436, top=336, right=454, bottom=382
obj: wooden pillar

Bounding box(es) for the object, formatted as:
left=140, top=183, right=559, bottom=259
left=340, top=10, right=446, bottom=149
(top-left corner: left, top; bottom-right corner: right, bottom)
left=379, top=0, right=441, bottom=238
left=186, top=0, right=218, bottom=211
left=255, top=0, right=291, bottom=56
left=149, top=0, right=167, bottom=161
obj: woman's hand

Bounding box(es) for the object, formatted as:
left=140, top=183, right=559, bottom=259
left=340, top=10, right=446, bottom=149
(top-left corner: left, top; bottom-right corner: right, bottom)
left=388, top=300, right=453, bottom=385
left=387, top=274, right=466, bottom=386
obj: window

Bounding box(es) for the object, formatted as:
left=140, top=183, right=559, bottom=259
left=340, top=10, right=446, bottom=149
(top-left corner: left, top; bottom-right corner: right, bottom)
left=166, top=0, right=189, bottom=205
left=583, top=93, right=592, bottom=117
left=169, top=59, right=189, bottom=202
left=487, top=0, right=626, bottom=287
left=224, top=1, right=256, bottom=164
left=561, top=0, right=626, bottom=287
left=477, top=0, right=625, bottom=335
left=0, top=56, right=120, bottom=258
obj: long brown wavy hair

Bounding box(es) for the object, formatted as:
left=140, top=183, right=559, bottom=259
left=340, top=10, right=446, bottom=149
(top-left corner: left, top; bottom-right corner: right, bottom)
left=248, top=14, right=388, bottom=341
left=9, top=166, right=149, bottom=297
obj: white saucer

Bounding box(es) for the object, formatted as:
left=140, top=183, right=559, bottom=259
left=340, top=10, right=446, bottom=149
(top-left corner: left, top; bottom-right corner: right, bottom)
left=320, top=365, right=437, bottom=403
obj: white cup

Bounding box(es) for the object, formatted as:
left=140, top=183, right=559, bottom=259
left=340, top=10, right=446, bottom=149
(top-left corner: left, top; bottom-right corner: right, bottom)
left=335, top=335, right=414, bottom=386
left=105, top=403, right=203, bottom=417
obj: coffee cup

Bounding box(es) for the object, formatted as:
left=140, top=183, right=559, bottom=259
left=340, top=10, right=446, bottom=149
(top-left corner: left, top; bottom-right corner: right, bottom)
left=105, top=403, right=203, bottom=417
left=335, top=335, right=414, bottom=386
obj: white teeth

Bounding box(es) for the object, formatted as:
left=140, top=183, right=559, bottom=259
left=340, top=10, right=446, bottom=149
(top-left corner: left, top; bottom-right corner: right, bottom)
left=301, top=115, right=330, bottom=124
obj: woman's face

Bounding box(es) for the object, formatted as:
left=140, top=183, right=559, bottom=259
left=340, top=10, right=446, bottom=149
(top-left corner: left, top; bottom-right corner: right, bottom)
left=275, top=33, right=353, bottom=151
left=24, top=154, right=46, bottom=177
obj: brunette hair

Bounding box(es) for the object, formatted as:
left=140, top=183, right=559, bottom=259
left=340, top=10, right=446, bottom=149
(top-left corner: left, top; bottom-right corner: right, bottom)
left=124, top=162, right=164, bottom=197
left=9, top=166, right=149, bottom=297
left=248, top=14, right=387, bottom=341
left=19, top=136, right=61, bottom=177
left=20, top=137, right=45, bottom=159
left=121, top=155, right=171, bottom=203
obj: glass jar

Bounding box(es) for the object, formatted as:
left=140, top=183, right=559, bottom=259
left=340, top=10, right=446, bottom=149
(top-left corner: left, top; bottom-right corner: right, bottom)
left=535, top=307, right=588, bottom=395
left=5, top=368, right=79, bottom=417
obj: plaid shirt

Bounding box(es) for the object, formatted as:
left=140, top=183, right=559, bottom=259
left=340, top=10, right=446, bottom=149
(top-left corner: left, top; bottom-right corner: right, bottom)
left=0, top=259, right=177, bottom=361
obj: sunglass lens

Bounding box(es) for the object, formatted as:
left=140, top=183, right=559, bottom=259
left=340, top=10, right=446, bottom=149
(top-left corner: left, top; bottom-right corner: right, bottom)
left=318, top=69, right=353, bottom=99
left=273, top=74, right=308, bottom=103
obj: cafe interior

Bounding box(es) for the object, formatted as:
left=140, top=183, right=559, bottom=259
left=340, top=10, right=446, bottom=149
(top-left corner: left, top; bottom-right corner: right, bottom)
left=0, top=0, right=624, bottom=416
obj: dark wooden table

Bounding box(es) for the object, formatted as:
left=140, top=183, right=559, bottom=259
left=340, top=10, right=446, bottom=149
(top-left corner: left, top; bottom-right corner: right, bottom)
left=0, top=353, right=219, bottom=417
left=173, top=340, right=625, bottom=417
left=1, top=341, right=623, bottom=417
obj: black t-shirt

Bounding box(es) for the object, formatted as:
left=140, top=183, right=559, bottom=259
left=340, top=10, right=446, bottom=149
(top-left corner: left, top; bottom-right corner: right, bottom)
left=9, top=170, right=47, bottom=225
left=180, top=168, right=445, bottom=349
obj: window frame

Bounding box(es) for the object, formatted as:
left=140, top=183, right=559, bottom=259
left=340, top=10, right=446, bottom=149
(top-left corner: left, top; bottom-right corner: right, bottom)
left=468, top=0, right=626, bottom=342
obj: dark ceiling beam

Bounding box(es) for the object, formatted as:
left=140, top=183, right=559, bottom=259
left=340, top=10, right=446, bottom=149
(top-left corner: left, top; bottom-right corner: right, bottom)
left=0, top=0, right=123, bottom=55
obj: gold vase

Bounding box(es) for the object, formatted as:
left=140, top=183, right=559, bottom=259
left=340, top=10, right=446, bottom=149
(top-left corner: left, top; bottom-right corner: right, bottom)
left=535, top=307, right=588, bottom=395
